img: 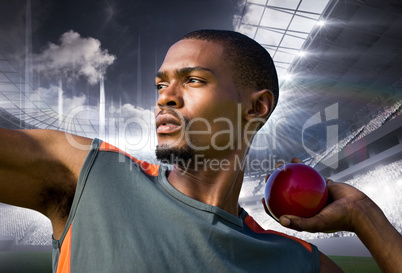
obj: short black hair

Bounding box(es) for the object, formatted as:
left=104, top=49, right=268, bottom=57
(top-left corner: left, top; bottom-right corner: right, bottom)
left=181, top=29, right=279, bottom=113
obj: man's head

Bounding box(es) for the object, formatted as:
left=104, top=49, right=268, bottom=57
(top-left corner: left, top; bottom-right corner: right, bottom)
left=181, top=29, right=279, bottom=111
left=155, top=29, right=279, bottom=166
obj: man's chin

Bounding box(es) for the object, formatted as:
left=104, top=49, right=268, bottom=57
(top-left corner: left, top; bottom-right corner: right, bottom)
left=155, top=144, right=194, bottom=166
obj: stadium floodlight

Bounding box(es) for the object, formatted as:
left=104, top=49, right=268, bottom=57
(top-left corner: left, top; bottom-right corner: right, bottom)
left=297, top=51, right=306, bottom=58
left=317, top=20, right=326, bottom=27
left=283, top=73, right=293, bottom=81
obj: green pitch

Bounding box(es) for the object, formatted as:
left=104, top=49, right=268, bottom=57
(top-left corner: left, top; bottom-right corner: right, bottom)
left=0, top=251, right=52, bottom=273
left=0, top=252, right=381, bottom=273
left=329, top=256, right=381, bottom=273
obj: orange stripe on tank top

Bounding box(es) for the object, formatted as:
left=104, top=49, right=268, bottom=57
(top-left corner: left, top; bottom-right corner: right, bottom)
left=56, top=223, right=72, bottom=273
left=99, top=141, right=159, bottom=176
left=244, top=214, right=313, bottom=253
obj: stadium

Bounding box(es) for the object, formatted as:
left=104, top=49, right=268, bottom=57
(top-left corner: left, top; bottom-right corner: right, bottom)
left=1, top=0, right=401, bottom=272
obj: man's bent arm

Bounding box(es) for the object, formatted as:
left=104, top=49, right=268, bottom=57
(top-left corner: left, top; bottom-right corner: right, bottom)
left=278, top=181, right=402, bottom=273
left=0, top=128, right=92, bottom=237
left=351, top=195, right=402, bottom=273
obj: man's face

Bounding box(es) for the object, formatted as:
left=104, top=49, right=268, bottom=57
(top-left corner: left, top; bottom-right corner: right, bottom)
left=155, top=39, right=243, bottom=163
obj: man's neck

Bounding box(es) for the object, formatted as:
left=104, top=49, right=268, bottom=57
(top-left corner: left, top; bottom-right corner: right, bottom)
left=166, top=152, right=247, bottom=217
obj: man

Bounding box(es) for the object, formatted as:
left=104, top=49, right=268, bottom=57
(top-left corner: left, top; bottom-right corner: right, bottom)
left=0, top=30, right=401, bottom=272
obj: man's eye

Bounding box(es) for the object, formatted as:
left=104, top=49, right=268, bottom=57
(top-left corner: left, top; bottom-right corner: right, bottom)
left=156, top=83, right=167, bottom=90
left=187, top=78, right=204, bottom=84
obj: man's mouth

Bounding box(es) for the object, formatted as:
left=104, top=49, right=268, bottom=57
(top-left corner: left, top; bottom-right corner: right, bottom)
left=155, top=114, right=182, bottom=134
left=157, top=123, right=181, bottom=134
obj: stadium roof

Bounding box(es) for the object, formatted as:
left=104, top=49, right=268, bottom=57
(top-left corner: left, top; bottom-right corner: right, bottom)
left=235, top=0, right=331, bottom=82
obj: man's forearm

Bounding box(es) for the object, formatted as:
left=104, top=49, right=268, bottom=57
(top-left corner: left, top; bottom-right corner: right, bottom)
left=352, top=197, right=402, bottom=273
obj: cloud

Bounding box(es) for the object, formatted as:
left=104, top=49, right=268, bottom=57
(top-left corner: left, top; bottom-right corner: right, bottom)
left=35, top=85, right=87, bottom=114
left=108, top=103, right=157, bottom=155
left=117, top=103, right=155, bottom=124
left=232, top=0, right=246, bottom=30
left=35, top=30, right=116, bottom=85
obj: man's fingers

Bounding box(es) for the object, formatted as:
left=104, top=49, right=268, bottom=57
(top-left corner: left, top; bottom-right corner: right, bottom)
left=279, top=216, right=310, bottom=232
left=325, top=178, right=335, bottom=186
left=261, top=198, right=271, bottom=213
left=275, top=157, right=301, bottom=169
left=279, top=216, right=301, bottom=230
left=290, top=157, right=303, bottom=163
left=279, top=215, right=326, bottom=232
left=279, top=216, right=292, bottom=228
left=261, top=198, right=277, bottom=221
left=274, top=157, right=302, bottom=170
left=261, top=198, right=269, bottom=215
left=275, top=162, right=284, bottom=169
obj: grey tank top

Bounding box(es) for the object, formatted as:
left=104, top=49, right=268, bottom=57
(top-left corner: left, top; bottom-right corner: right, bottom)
left=52, top=138, right=320, bottom=273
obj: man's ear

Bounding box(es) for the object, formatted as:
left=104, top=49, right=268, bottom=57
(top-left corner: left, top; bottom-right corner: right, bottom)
left=244, top=89, right=275, bottom=122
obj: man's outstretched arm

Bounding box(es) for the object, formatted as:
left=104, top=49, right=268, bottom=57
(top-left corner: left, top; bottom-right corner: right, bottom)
left=0, top=128, right=92, bottom=238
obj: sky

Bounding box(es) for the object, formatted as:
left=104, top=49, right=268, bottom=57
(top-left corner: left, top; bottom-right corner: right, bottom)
left=0, top=0, right=241, bottom=114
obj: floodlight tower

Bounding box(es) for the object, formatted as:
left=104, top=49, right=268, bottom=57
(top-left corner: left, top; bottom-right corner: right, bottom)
left=99, top=73, right=105, bottom=139
left=23, top=0, right=33, bottom=129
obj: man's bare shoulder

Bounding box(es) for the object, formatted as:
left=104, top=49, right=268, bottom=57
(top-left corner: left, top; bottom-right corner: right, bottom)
left=0, top=128, right=92, bottom=222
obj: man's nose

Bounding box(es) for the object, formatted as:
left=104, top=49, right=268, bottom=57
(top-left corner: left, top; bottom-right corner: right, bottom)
left=157, top=83, right=184, bottom=108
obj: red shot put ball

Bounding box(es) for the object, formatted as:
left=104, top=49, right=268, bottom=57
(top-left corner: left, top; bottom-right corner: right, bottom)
left=264, top=163, right=328, bottom=221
